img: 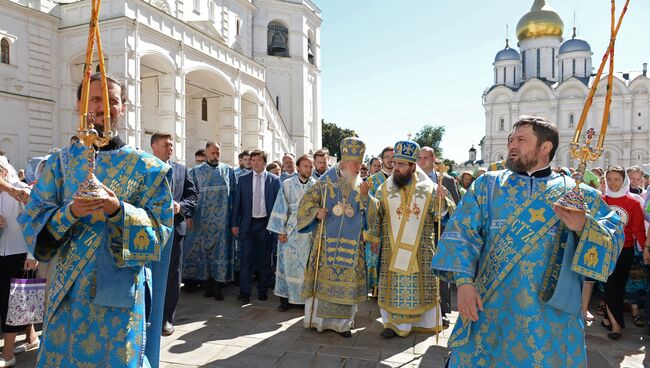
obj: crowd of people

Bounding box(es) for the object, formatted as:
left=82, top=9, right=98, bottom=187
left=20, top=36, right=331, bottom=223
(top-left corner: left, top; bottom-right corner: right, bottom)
left=0, top=74, right=641, bottom=367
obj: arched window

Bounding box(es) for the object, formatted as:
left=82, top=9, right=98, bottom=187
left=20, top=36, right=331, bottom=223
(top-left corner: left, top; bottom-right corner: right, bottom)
left=0, top=38, right=9, bottom=64
left=208, top=1, right=215, bottom=22
left=267, top=21, right=289, bottom=57
left=499, top=118, right=505, bottom=131
left=201, top=98, right=208, bottom=121
left=536, top=49, right=541, bottom=78
left=236, top=19, right=241, bottom=36
left=569, top=114, right=574, bottom=128
left=307, top=37, right=315, bottom=65
left=522, top=51, right=526, bottom=78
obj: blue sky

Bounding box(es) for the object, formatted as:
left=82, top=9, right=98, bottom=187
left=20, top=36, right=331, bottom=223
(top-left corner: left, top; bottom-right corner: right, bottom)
left=318, top=0, right=650, bottom=163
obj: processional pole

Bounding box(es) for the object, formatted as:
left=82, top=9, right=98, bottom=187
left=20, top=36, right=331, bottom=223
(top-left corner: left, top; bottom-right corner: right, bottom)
left=555, top=0, right=630, bottom=212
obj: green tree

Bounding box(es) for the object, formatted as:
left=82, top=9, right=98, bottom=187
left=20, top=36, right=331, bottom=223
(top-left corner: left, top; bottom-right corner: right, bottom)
left=442, top=158, right=457, bottom=170
left=321, top=119, right=358, bottom=157
left=413, top=124, right=445, bottom=157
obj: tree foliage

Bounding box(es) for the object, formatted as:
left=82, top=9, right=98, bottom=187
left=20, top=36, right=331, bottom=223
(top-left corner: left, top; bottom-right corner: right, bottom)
left=321, top=119, right=358, bottom=157
left=412, top=124, right=445, bottom=158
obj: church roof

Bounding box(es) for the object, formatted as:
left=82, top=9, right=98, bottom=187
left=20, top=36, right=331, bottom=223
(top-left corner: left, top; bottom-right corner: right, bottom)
left=494, top=47, right=520, bottom=63
left=559, top=38, right=591, bottom=54
left=516, top=0, right=564, bottom=41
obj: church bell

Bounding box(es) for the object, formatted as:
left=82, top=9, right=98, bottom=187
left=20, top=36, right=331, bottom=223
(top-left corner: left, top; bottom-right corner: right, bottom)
left=269, top=30, right=287, bottom=56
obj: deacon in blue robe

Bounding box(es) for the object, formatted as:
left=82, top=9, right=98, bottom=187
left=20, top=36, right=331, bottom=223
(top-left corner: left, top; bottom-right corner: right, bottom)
left=364, top=148, right=393, bottom=295
left=431, top=117, right=624, bottom=367
left=183, top=143, right=236, bottom=295
left=19, top=137, right=173, bottom=368
left=267, top=168, right=316, bottom=305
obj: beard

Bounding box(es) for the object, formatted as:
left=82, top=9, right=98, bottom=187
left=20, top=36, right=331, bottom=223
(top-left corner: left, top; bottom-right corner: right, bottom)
left=393, top=169, right=413, bottom=189
left=505, top=150, right=539, bottom=173
left=340, top=167, right=359, bottom=185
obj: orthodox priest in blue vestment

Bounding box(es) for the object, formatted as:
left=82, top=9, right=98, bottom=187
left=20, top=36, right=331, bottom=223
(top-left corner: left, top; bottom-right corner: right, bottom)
left=298, top=137, right=379, bottom=338
left=18, top=74, right=173, bottom=368
left=183, top=142, right=236, bottom=299
left=431, top=117, right=624, bottom=367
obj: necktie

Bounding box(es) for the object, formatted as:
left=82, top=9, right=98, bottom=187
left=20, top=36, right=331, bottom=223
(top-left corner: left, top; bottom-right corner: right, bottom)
left=254, top=174, right=262, bottom=217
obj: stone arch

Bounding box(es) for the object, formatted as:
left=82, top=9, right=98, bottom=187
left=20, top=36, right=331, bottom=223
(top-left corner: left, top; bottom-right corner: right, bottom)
left=307, top=29, right=316, bottom=65
left=267, top=19, right=290, bottom=57
left=595, top=75, right=629, bottom=97
left=629, top=76, right=650, bottom=94
left=484, top=86, right=515, bottom=104
left=139, top=52, right=176, bottom=153
left=184, top=68, right=236, bottom=163
left=514, top=79, right=554, bottom=102
left=555, top=78, right=589, bottom=99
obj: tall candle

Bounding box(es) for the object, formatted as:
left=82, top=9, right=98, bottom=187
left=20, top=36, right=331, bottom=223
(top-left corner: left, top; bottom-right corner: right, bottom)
left=95, top=24, right=111, bottom=134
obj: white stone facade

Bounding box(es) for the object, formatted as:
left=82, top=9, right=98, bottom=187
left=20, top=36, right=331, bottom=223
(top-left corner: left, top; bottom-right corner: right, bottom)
left=482, top=1, right=650, bottom=169
left=0, top=0, right=321, bottom=170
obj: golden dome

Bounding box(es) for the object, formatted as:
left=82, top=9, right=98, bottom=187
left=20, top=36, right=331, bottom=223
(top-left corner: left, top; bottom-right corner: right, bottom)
left=516, top=0, right=564, bottom=41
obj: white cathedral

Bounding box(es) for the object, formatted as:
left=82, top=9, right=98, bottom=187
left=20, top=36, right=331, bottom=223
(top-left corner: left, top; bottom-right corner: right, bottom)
left=0, top=0, right=321, bottom=170
left=481, top=0, right=650, bottom=169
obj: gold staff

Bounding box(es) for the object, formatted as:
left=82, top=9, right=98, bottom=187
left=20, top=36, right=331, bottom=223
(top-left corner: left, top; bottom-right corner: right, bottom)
left=308, top=185, right=328, bottom=328
left=434, top=162, right=448, bottom=343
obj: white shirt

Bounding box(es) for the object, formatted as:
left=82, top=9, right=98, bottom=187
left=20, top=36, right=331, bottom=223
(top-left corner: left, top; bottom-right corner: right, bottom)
left=0, top=182, right=34, bottom=258
left=253, top=171, right=267, bottom=218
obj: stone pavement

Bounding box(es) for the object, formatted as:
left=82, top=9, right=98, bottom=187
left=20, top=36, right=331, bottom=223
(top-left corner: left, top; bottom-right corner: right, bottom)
left=5, top=286, right=650, bottom=367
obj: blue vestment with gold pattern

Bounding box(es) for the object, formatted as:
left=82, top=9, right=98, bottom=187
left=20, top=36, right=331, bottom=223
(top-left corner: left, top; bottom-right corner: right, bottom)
left=18, top=141, right=173, bottom=368
left=297, top=167, right=378, bottom=322
left=267, top=175, right=316, bottom=303
left=431, top=170, right=623, bottom=367
left=364, top=171, right=389, bottom=292
left=183, top=162, right=236, bottom=282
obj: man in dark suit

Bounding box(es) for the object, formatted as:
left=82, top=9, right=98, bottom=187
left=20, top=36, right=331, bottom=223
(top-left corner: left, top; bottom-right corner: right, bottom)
left=232, top=150, right=281, bottom=303
left=150, top=132, right=198, bottom=336
left=416, top=146, right=460, bottom=328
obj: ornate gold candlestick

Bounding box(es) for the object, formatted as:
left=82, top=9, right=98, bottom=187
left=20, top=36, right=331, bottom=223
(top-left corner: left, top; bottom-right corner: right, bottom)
left=555, top=0, right=630, bottom=213
left=73, top=0, right=113, bottom=200
left=555, top=129, right=601, bottom=212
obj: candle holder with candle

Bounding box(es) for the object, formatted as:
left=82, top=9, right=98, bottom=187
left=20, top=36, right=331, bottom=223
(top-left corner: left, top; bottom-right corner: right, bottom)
left=555, top=129, right=602, bottom=212
left=72, top=0, right=113, bottom=200
left=554, top=0, right=629, bottom=213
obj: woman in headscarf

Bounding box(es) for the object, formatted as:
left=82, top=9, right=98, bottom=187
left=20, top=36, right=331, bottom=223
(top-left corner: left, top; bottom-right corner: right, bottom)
left=601, top=165, right=648, bottom=339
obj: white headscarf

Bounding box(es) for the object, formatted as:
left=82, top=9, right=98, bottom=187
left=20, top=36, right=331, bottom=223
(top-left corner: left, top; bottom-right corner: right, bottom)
left=605, top=169, right=630, bottom=199
left=0, top=156, right=19, bottom=185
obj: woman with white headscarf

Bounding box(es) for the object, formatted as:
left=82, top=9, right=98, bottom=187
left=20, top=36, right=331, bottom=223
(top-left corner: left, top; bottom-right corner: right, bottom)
left=601, top=165, right=648, bottom=340
left=0, top=156, right=39, bottom=366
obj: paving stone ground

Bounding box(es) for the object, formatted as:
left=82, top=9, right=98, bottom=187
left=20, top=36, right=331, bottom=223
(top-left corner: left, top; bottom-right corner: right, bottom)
left=4, top=286, right=650, bottom=367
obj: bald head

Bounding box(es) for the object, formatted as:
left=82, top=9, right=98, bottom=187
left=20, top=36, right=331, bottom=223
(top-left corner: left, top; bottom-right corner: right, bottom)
left=417, top=146, right=436, bottom=173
